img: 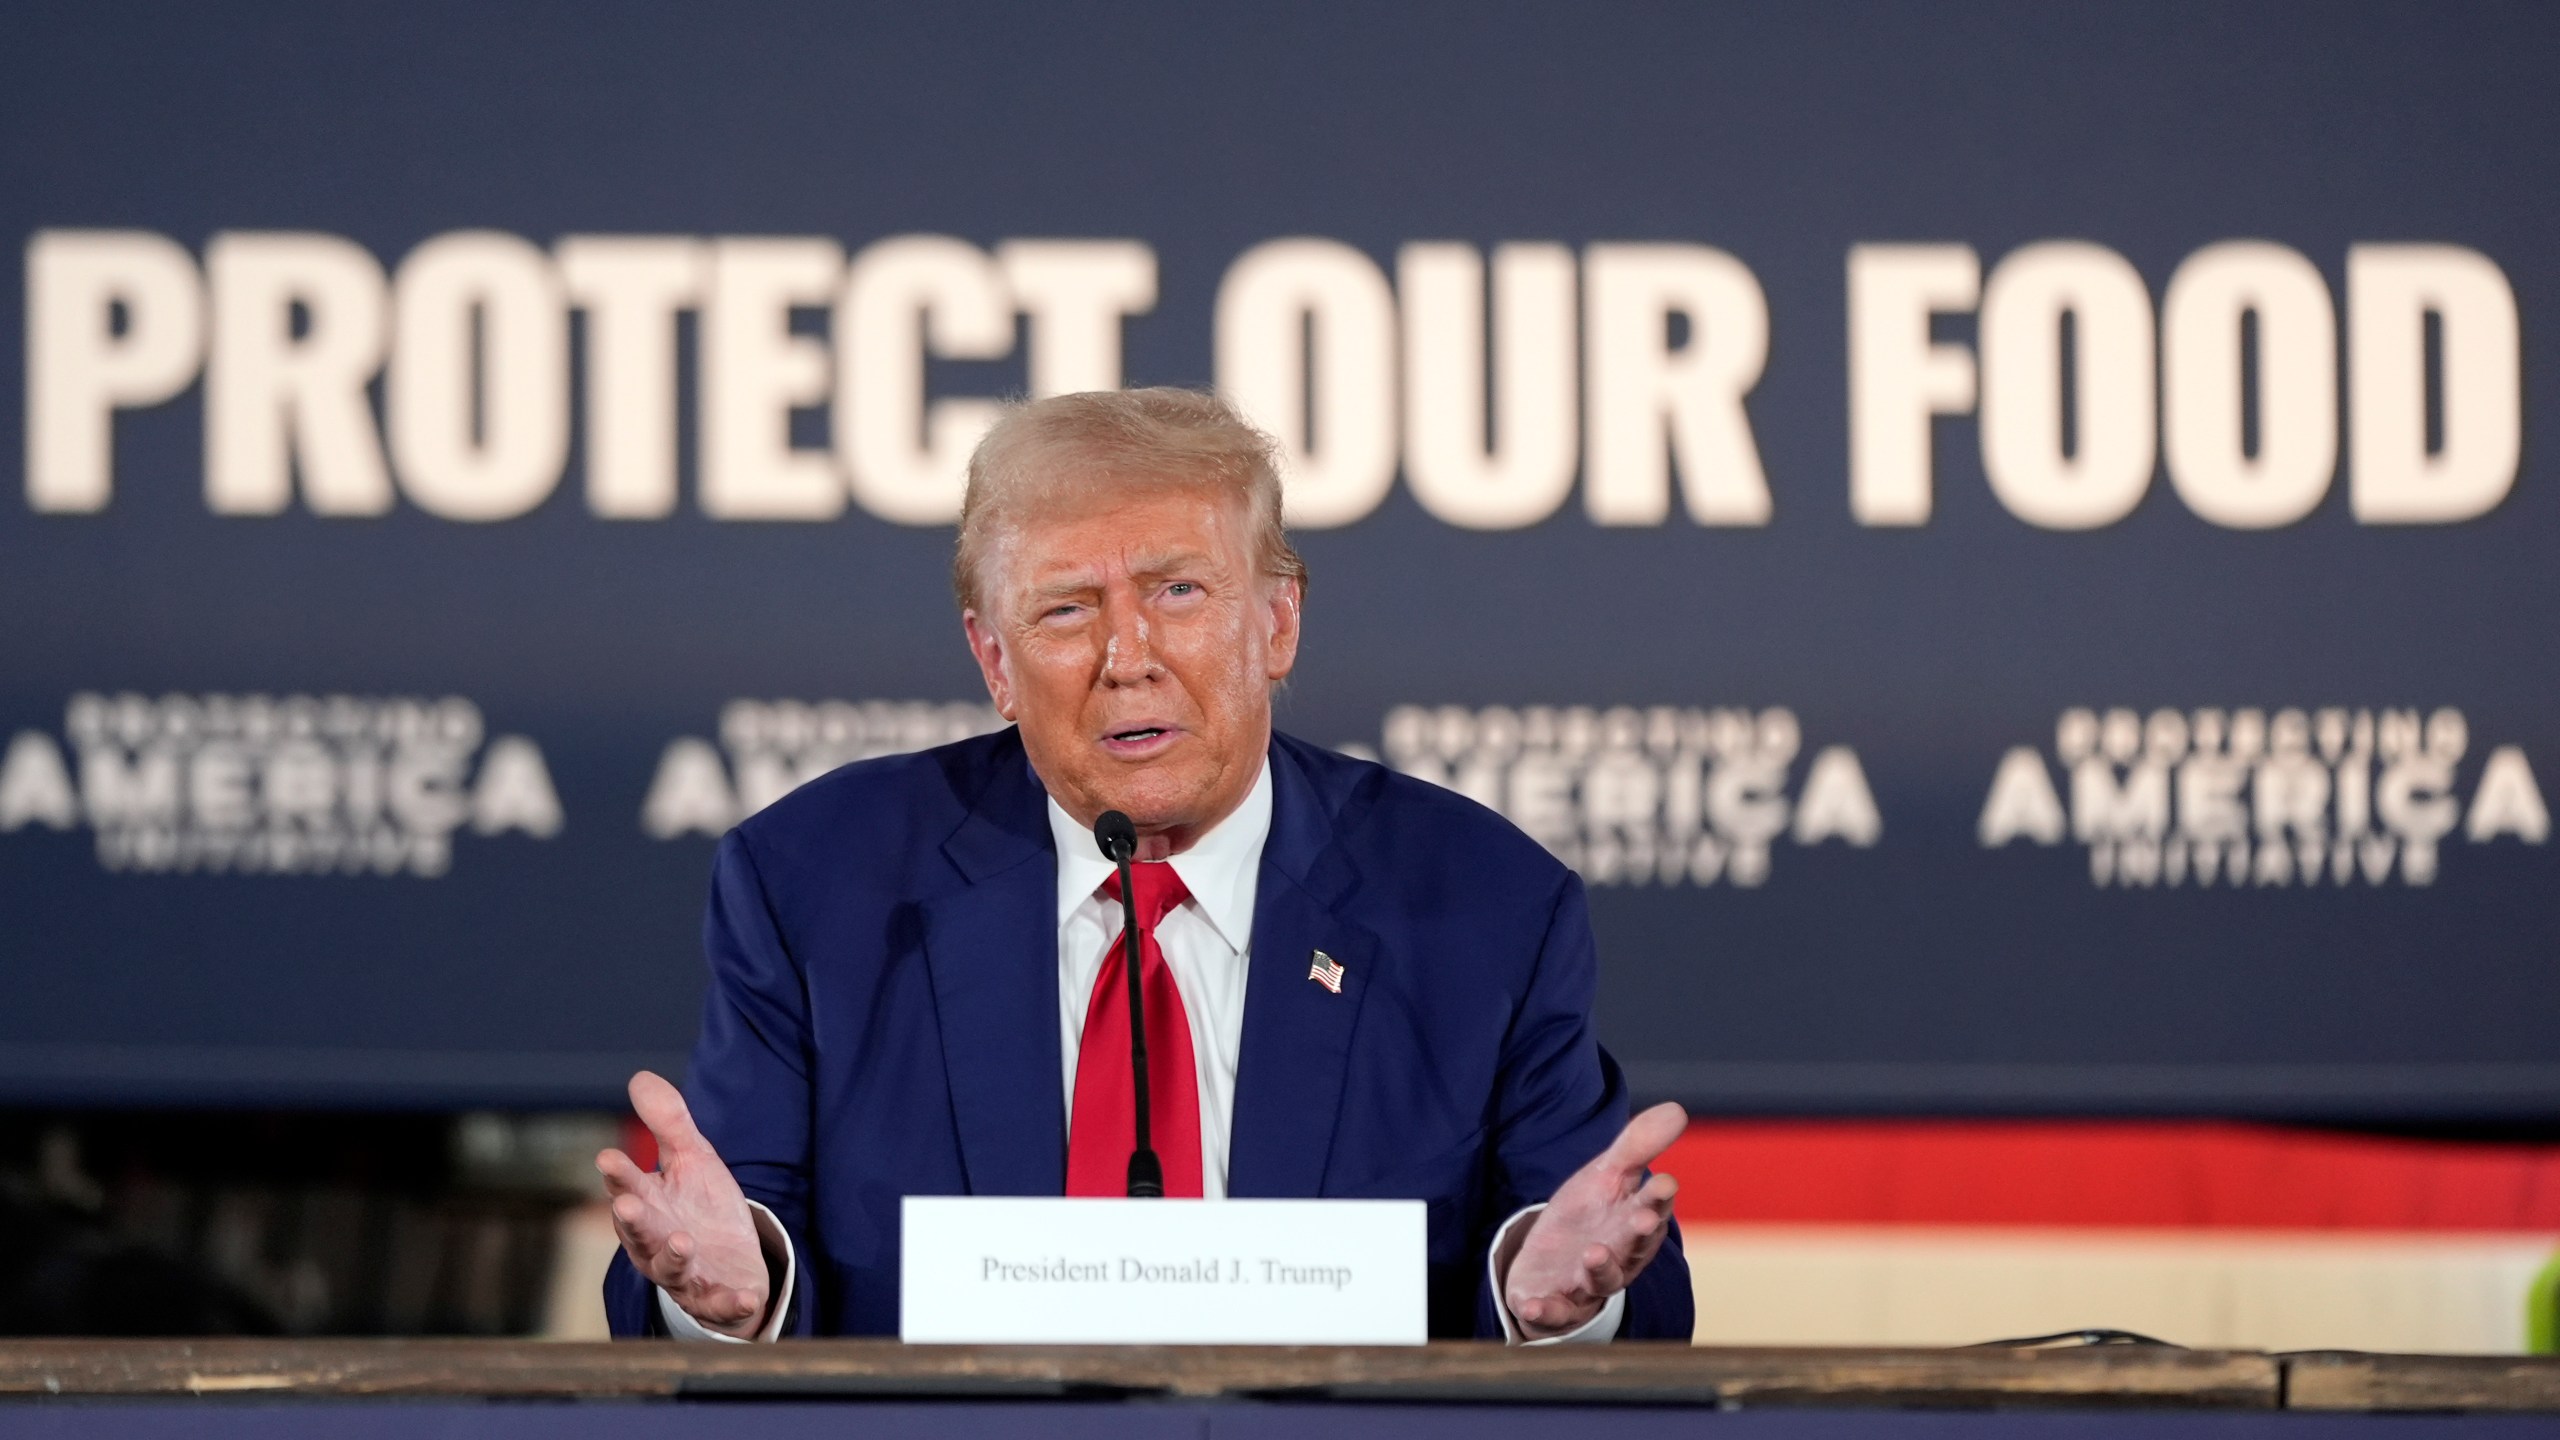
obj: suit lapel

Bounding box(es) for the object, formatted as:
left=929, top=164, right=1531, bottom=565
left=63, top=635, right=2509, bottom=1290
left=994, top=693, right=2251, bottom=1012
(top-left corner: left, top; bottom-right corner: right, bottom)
left=920, top=741, right=1065, bottom=1197
left=1227, top=742, right=1373, bottom=1199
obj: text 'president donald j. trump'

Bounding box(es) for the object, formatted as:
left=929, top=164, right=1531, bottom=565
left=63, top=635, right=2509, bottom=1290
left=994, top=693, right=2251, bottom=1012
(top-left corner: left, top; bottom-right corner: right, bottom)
left=598, top=387, right=1694, bottom=1342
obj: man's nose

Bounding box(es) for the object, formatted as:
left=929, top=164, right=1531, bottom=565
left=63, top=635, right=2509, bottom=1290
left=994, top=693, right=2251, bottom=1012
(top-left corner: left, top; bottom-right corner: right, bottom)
left=1099, top=601, right=1155, bottom=686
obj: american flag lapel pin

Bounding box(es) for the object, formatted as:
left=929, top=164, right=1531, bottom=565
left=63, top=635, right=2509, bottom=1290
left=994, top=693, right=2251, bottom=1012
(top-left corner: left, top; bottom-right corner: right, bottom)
left=1307, top=949, right=1345, bottom=994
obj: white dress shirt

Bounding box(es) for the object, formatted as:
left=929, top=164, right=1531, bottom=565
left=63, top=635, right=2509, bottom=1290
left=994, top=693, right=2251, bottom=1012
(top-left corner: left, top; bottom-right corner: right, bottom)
left=1047, top=754, right=1268, bottom=1198
left=663, top=759, right=1619, bottom=1343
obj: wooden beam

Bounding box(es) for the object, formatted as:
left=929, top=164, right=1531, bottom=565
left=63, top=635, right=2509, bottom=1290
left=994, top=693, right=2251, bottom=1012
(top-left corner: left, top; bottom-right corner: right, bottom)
left=0, top=1340, right=2281, bottom=1408
left=2284, top=1351, right=2560, bottom=1412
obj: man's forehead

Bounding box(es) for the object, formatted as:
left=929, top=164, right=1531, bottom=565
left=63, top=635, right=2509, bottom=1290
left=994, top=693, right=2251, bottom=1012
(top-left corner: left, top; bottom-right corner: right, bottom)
left=1020, top=471, right=1244, bottom=531
left=997, top=489, right=1246, bottom=579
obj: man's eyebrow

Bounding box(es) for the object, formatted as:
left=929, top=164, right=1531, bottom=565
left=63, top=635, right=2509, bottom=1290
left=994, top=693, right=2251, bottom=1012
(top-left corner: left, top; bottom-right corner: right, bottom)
left=1020, top=551, right=1215, bottom=604
left=1025, top=574, right=1099, bottom=603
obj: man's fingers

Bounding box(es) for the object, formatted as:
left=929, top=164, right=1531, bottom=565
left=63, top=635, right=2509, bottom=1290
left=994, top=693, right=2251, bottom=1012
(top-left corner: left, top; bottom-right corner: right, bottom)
left=609, top=1191, right=661, bottom=1246
left=1509, top=1246, right=1614, bottom=1337
left=608, top=1194, right=691, bottom=1287
left=628, top=1070, right=709, bottom=1156
left=1625, top=1220, right=1668, bottom=1272
left=1582, top=1243, right=1629, bottom=1298
left=1617, top=1177, right=1671, bottom=1233
left=1513, top=1151, right=1692, bottom=1336
left=596, top=1147, right=652, bottom=1196
left=1553, top=1106, right=1687, bottom=1214
left=1589, top=1177, right=1676, bottom=1263
left=674, top=1280, right=767, bottom=1333
left=1583, top=1239, right=1630, bottom=1286
left=710, top=1287, right=763, bottom=1325
left=1624, top=1171, right=1680, bottom=1264
left=1511, top=1292, right=1597, bottom=1336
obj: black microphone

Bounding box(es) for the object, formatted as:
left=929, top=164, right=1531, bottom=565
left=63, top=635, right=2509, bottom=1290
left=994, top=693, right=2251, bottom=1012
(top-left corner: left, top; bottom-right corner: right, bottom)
left=1092, top=810, right=1163, bottom=1198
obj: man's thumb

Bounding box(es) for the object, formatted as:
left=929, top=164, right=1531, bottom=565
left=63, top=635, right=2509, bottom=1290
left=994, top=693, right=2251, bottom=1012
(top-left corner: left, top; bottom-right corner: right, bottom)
left=1607, top=1101, right=1689, bottom=1168
left=629, top=1070, right=707, bottom=1154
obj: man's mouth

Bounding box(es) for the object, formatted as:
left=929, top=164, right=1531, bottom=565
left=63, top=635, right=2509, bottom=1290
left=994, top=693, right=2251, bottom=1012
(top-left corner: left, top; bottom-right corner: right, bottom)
left=1101, top=725, right=1180, bottom=755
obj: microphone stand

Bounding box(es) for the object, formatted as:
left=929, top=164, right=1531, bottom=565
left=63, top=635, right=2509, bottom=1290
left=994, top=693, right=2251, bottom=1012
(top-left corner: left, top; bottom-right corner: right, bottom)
left=1095, top=812, right=1164, bottom=1198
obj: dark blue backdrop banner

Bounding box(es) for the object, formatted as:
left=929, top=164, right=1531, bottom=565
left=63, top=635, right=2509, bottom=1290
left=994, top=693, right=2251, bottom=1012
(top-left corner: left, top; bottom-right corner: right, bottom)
left=1, top=3, right=2552, bottom=1113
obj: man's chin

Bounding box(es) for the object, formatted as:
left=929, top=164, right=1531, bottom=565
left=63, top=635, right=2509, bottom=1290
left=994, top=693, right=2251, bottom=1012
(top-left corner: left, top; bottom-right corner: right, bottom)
left=1105, top=795, right=1205, bottom=835
left=1084, top=771, right=1214, bottom=834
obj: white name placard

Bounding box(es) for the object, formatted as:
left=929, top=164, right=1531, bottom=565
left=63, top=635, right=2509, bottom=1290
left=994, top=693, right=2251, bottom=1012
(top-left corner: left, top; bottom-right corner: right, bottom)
left=899, top=1196, right=1427, bottom=1345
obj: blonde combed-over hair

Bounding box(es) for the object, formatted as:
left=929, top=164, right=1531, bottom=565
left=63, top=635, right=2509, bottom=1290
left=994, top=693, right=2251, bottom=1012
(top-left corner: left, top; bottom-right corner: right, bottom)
left=953, top=388, right=1309, bottom=614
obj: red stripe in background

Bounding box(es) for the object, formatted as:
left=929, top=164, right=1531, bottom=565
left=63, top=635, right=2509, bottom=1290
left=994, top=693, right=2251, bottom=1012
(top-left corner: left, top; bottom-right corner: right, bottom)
left=619, top=1115, right=659, bottom=1174
left=1655, top=1122, right=2560, bottom=1232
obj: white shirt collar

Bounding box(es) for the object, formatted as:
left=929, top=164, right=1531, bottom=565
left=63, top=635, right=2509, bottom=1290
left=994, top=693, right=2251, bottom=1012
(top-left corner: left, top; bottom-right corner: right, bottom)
left=1046, top=758, right=1272, bottom=953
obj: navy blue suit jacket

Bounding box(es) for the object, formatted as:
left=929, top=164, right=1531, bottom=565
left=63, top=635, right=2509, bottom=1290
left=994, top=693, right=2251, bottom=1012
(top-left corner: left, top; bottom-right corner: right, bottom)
left=605, top=728, right=1692, bottom=1340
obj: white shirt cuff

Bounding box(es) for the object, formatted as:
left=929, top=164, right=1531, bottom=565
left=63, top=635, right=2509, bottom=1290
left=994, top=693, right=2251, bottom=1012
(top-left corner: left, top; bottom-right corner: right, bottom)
left=656, top=1199, right=797, bottom=1342
left=1487, top=1202, right=1626, bottom=1345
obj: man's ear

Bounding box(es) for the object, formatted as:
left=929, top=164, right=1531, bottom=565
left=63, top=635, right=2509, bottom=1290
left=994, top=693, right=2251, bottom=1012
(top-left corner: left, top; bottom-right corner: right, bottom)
left=961, top=609, right=1017, bottom=719
left=1262, top=578, right=1303, bottom=683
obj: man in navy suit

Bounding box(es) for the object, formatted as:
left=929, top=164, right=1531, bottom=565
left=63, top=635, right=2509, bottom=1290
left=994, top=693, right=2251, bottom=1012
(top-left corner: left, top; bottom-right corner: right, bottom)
left=598, top=388, right=1693, bottom=1342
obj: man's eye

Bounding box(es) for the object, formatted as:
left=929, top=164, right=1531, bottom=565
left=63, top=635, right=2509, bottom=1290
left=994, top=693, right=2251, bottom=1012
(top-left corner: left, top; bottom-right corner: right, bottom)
left=1165, top=582, right=1197, bottom=597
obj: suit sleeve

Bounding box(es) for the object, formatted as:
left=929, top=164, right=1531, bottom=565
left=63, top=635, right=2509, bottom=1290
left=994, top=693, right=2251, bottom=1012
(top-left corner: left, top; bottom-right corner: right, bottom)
left=606, top=829, right=821, bottom=1339
left=1470, top=872, right=1694, bottom=1342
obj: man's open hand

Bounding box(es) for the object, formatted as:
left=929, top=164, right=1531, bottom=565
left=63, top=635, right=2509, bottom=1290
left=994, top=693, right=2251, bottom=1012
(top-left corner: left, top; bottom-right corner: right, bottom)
left=1502, top=1101, right=1687, bottom=1338
left=596, top=1071, right=772, bottom=1338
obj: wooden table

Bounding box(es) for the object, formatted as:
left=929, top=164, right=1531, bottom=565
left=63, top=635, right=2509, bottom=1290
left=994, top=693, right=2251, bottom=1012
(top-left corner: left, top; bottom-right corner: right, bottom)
left=0, top=1340, right=2555, bottom=1413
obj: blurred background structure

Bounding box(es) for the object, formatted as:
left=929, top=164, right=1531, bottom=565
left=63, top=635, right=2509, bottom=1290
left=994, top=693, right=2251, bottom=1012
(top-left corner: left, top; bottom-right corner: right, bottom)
left=2, top=2, right=2555, bottom=1349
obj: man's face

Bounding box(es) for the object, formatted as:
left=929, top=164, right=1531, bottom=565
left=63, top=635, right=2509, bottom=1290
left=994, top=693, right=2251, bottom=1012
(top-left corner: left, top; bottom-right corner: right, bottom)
left=962, top=481, right=1301, bottom=852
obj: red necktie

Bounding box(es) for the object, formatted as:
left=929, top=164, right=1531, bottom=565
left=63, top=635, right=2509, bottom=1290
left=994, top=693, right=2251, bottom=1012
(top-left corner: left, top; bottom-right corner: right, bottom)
left=1065, top=862, right=1203, bottom=1198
